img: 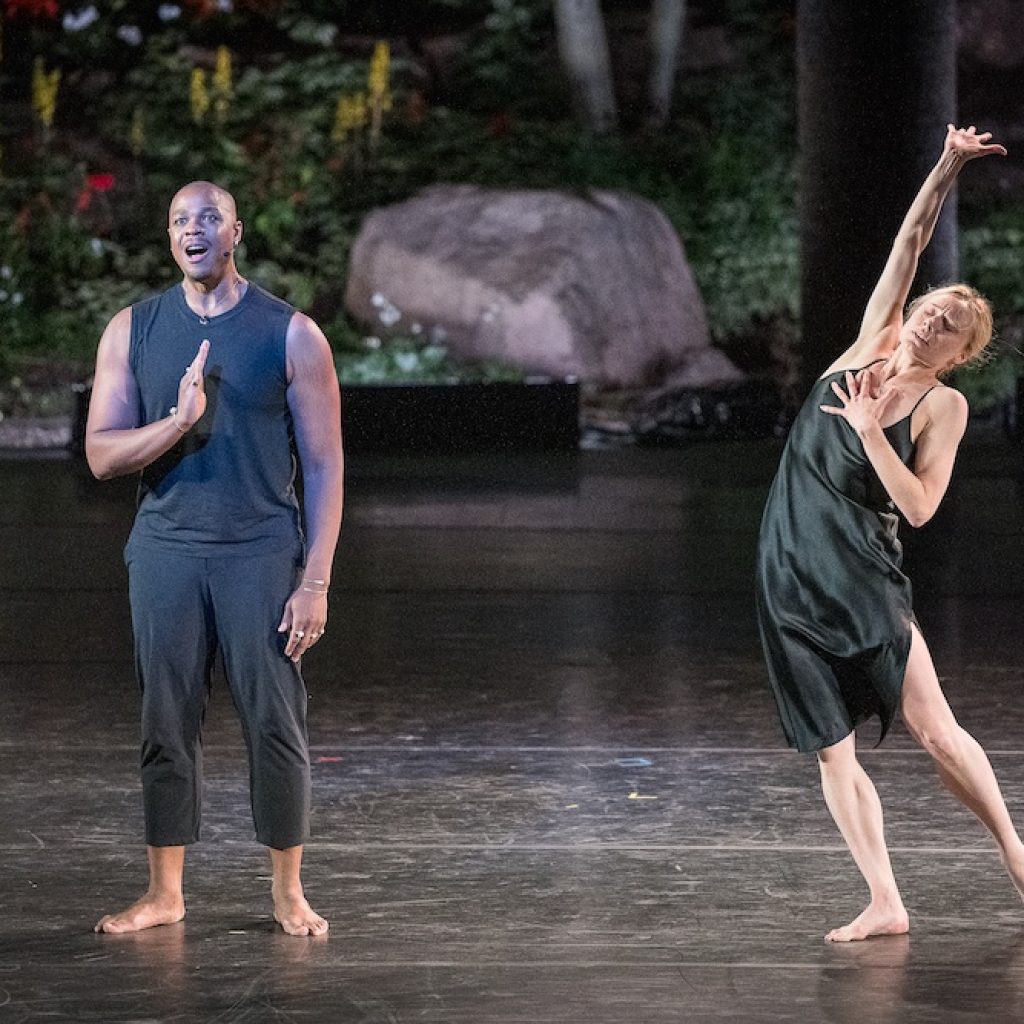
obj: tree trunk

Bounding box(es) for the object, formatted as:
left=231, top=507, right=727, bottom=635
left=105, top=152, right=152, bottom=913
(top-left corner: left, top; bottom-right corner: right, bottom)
left=646, top=0, right=686, bottom=129
left=797, top=0, right=957, bottom=398
left=554, top=0, right=619, bottom=133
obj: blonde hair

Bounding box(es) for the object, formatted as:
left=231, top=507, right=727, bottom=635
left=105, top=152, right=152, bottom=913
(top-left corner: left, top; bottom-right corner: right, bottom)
left=905, top=283, right=994, bottom=373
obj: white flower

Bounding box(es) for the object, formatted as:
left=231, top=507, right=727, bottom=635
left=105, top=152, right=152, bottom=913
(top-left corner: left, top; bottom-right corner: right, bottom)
left=430, top=325, right=448, bottom=343
left=63, top=5, right=99, bottom=32
left=11, top=293, right=23, bottom=306
left=394, top=352, right=420, bottom=374
left=0, top=266, right=11, bottom=280
left=410, top=322, right=423, bottom=335
left=0, top=290, right=8, bottom=302
left=157, top=4, right=182, bottom=20
left=216, top=0, right=233, bottom=10
left=90, top=238, right=104, bottom=256
left=365, top=336, right=382, bottom=350
left=372, top=292, right=402, bottom=328
left=117, top=24, right=143, bottom=45
left=311, top=23, right=337, bottom=46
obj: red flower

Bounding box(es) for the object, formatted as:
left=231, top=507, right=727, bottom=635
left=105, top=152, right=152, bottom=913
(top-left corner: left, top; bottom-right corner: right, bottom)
left=75, top=173, right=116, bottom=214
left=183, top=0, right=217, bottom=18
left=4, top=0, right=58, bottom=19
left=487, top=111, right=513, bottom=138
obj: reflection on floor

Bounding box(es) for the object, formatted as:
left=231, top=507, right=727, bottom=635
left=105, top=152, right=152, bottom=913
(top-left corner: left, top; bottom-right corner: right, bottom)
left=1, top=437, right=1023, bottom=1022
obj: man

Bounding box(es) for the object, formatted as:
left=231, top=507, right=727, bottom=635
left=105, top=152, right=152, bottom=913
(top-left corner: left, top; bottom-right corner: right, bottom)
left=86, top=181, right=343, bottom=937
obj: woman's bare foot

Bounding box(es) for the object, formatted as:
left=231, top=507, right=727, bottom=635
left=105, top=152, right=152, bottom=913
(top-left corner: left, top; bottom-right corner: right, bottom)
left=273, top=887, right=328, bottom=937
left=824, top=900, right=909, bottom=943
left=999, top=845, right=1024, bottom=901
left=94, top=892, right=185, bottom=934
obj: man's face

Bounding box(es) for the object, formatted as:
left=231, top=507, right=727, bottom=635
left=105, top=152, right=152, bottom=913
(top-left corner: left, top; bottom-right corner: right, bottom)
left=167, top=184, right=241, bottom=282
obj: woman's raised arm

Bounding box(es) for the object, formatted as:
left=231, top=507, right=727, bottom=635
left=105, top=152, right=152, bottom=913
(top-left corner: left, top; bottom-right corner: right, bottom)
left=828, top=125, right=1005, bottom=374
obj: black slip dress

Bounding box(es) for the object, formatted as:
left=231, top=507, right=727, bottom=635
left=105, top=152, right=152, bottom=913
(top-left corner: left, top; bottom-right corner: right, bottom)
left=755, top=363, right=936, bottom=753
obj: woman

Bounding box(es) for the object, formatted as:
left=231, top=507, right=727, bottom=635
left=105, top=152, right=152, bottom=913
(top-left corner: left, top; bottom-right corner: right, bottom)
left=756, top=125, right=1020, bottom=943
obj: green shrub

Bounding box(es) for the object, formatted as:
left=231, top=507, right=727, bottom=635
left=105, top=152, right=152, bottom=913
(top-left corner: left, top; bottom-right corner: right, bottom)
left=3, top=0, right=1017, bottom=414
left=335, top=335, right=520, bottom=384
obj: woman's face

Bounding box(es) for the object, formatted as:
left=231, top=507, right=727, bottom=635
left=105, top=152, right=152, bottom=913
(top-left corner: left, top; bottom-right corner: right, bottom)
left=898, top=294, right=971, bottom=372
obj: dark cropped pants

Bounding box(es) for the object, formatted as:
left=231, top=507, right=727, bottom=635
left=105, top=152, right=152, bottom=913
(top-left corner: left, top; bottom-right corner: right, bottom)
left=126, top=543, right=310, bottom=850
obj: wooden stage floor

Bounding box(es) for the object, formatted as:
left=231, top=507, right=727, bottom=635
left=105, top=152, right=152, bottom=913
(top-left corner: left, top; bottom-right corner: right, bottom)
left=2, top=437, right=1023, bottom=1022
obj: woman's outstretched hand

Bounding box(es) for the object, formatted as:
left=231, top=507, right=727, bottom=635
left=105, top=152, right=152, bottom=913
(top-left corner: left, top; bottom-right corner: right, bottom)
left=945, top=124, right=1007, bottom=161
left=820, top=367, right=901, bottom=437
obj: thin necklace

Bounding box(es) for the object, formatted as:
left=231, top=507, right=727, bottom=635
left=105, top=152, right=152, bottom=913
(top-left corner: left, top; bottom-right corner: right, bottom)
left=188, top=279, right=245, bottom=325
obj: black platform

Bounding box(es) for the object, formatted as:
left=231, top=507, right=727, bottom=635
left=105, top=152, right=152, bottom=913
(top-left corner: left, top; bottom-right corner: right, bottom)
left=71, top=378, right=582, bottom=456
left=2, top=437, right=1024, bottom=1021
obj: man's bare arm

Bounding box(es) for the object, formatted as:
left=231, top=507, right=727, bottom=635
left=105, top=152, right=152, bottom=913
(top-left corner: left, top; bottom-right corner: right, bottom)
left=278, top=312, right=344, bottom=662
left=85, top=309, right=209, bottom=481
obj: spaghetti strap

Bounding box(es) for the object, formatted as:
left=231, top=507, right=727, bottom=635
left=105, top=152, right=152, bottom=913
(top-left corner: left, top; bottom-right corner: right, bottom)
left=820, top=358, right=886, bottom=381
left=910, top=385, right=939, bottom=416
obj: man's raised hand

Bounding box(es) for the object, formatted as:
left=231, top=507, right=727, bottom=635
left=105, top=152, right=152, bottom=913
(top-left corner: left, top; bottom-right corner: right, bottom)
left=175, top=339, right=210, bottom=430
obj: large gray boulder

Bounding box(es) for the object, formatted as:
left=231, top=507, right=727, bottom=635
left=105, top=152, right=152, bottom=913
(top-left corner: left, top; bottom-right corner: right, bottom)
left=344, top=185, right=742, bottom=389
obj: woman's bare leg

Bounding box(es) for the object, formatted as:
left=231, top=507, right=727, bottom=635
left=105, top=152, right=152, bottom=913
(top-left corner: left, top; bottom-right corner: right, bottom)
left=901, top=624, right=1024, bottom=895
left=817, top=733, right=910, bottom=942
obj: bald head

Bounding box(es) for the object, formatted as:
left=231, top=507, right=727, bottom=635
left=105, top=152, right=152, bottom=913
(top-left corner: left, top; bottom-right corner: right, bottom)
left=169, top=180, right=238, bottom=223
left=167, top=181, right=243, bottom=283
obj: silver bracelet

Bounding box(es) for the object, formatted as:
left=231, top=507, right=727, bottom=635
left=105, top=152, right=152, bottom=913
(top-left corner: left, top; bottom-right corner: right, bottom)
left=168, top=407, right=189, bottom=434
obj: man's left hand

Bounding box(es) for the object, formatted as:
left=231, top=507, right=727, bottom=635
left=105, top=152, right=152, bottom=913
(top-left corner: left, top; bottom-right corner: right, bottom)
left=278, top=588, right=328, bottom=662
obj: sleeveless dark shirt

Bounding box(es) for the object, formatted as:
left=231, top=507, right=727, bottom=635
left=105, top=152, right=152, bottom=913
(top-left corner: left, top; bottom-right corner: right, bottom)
left=125, top=283, right=302, bottom=557
left=755, top=365, right=935, bottom=753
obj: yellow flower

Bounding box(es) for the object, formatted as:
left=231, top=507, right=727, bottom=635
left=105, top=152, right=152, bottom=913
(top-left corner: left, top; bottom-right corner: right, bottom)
left=190, top=67, right=210, bottom=125
left=331, top=92, right=368, bottom=144
left=368, top=40, right=390, bottom=101
left=214, top=46, right=232, bottom=95
left=330, top=97, right=348, bottom=144
left=352, top=92, right=367, bottom=126
left=31, top=58, right=61, bottom=130
left=130, top=107, right=145, bottom=157
left=213, top=45, right=232, bottom=123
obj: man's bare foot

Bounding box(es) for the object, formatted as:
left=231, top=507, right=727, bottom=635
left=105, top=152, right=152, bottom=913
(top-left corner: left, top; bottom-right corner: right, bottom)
left=273, top=888, right=328, bottom=937
left=824, top=901, right=909, bottom=943
left=94, top=892, right=185, bottom=934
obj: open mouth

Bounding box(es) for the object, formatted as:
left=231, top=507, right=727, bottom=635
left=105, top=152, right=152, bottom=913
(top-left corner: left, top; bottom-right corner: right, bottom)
left=183, top=242, right=210, bottom=262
